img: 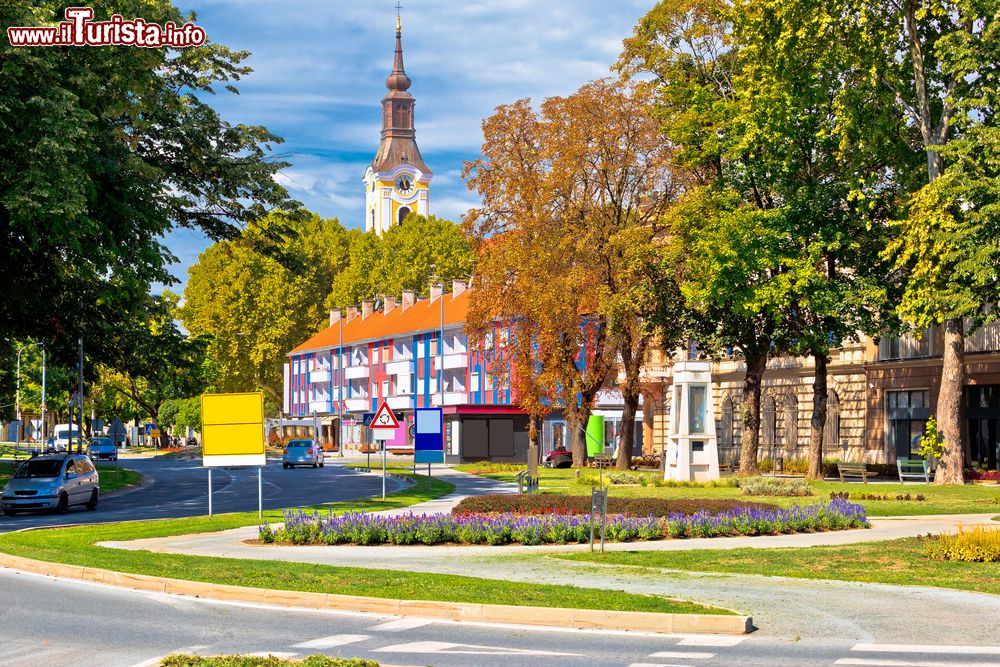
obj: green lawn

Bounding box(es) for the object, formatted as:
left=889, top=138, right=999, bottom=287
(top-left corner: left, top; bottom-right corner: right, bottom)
left=455, top=465, right=1000, bottom=516
left=0, top=464, right=142, bottom=494
left=0, top=469, right=727, bottom=616
left=559, top=536, right=1000, bottom=596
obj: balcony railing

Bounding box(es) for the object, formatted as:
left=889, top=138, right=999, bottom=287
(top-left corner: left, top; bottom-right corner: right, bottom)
left=386, top=396, right=411, bottom=411
left=432, top=391, right=467, bottom=406
left=385, top=359, right=412, bottom=376
left=344, top=365, right=370, bottom=380
left=309, top=370, right=331, bottom=383
left=441, top=352, right=468, bottom=371
left=344, top=398, right=370, bottom=413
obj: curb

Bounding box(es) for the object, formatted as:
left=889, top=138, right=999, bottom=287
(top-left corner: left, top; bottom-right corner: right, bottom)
left=0, top=552, right=752, bottom=635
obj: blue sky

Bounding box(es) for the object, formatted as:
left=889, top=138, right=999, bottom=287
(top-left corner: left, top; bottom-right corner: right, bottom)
left=164, top=0, right=653, bottom=288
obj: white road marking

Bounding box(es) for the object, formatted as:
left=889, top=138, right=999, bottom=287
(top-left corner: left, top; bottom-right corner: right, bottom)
left=292, top=634, right=371, bottom=649
left=243, top=652, right=299, bottom=659
left=368, top=618, right=434, bottom=631
left=853, top=644, right=1000, bottom=655
left=676, top=635, right=746, bottom=647
left=629, top=663, right=699, bottom=667
left=648, top=650, right=717, bottom=659
left=836, top=659, right=1000, bottom=667
left=376, top=640, right=581, bottom=656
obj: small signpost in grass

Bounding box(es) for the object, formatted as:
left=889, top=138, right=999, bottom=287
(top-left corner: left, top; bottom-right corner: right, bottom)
left=200, top=392, right=266, bottom=517
left=414, top=407, right=443, bottom=491
left=369, top=401, right=399, bottom=500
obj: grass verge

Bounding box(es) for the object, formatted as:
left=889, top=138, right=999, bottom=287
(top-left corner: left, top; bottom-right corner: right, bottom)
left=559, top=536, right=1000, bottom=595
left=0, top=470, right=727, bottom=616
left=454, top=466, right=1000, bottom=516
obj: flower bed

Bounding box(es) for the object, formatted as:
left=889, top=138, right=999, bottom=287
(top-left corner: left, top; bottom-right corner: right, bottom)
left=452, top=494, right=776, bottom=517
left=259, top=500, right=868, bottom=547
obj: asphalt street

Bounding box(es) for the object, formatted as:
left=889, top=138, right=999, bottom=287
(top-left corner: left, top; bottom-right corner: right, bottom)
left=2, top=568, right=999, bottom=667
left=0, top=456, right=404, bottom=533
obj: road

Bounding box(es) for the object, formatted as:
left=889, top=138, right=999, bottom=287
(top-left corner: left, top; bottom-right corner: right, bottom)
left=0, top=457, right=404, bottom=533
left=2, top=568, right=998, bottom=667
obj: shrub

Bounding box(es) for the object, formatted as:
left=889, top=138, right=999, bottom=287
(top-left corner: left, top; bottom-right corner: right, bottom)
left=738, top=477, right=813, bottom=497
left=968, top=469, right=1000, bottom=482
left=926, top=526, right=1000, bottom=562
left=452, top=494, right=776, bottom=517
left=460, top=462, right=526, bottom=474
left=830, top=491, right=925, bottom=502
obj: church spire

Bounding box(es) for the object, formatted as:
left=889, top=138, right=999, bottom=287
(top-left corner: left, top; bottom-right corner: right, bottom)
left=385, top=11, right=411, bottom=92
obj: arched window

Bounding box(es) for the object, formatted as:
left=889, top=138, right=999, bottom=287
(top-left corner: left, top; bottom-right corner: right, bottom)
left=370, top=208, right=375, bottom=228
left=397, top=206, right=410, bottom=226
left=721, top=397, right=734, bottom=447
left=779, top=393, right=799, bottom=457
left=762, top=396, right=776, bottom=448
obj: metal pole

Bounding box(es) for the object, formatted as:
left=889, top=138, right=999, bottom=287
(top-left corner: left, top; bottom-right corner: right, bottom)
left=258, top=466, right=263, bottom=518
left=15, top=345, right=22, bottom=424
left=428, top=461, right=431, bottom=490
left=41, top=347, right=46, bottom=453
left=77, top=336, right=84, bottom=454
left=381, top=441, right=387, bottom=500
left=208, top=467, right=213, bottom=516
left=339, top=317, right=344, bottom=457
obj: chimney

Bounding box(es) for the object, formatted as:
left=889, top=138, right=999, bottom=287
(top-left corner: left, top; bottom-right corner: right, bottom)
left=430, top=282, right=444, bottom=302
left=361, top=299, right=375, bottom=319
left=401, top=289, right=416, bottom=311
left=384, top=295, right=398, bottom=315
left=346, top=305, right=360, bottom=322
left=329, top=308, right=341, bottom=327
left=452, top=279, right=467, bottom=298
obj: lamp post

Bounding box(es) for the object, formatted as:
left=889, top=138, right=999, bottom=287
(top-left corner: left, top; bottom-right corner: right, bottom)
left=15, top=341, right=42, bottom=445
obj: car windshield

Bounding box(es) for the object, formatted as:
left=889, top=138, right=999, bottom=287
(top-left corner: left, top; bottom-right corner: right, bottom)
left=286, top=441, right=312, bottom=449
left=14, top=460, right=64, bottom=479
left=90, top=439, right=113, bottom=448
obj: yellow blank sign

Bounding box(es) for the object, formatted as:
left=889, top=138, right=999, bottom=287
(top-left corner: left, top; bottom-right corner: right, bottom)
left=201, top=392, right=265, bottom=466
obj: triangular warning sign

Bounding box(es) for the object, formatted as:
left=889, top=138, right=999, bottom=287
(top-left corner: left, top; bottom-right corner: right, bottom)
left=370, top=400, right=400, bottom=429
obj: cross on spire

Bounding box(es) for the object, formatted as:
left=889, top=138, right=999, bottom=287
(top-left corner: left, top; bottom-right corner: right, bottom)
left=395, top=1, right=402, bottom=16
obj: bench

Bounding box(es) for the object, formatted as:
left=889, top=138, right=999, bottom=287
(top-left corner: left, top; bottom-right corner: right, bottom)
left=837, top=462, right=869, bottom=483
left=896, top=457, right=931, bottom=483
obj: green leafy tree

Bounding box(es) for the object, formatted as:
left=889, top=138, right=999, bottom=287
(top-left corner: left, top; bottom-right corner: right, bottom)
left=326, top=215, right=475, bottom=310
left=181, top=212, right=349, bottom=405
left=0, top=1, right=298, bottom=374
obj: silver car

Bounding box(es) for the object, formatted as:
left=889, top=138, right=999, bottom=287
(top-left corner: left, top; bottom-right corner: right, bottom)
left=282, top=439, right=324, bottom=469
left=87, top=437, right=119, bottom=461
left=1, top=455, right=100, bottom=515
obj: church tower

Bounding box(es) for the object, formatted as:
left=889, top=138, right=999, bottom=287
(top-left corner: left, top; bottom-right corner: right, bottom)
left=364, top=12, right=432, bottom=235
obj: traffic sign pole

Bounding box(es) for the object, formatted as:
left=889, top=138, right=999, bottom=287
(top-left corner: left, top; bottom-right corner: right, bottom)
left=382, top=442, right=387, bottom=500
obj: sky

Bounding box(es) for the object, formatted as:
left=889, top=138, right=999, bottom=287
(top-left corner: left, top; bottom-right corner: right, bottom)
left=162, top=0, right=654, bottom=289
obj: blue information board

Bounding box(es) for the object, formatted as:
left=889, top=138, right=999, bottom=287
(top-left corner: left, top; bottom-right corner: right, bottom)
left=361, top=412, right=376, bottom=428
left=413, top=407, right=444, bottom=464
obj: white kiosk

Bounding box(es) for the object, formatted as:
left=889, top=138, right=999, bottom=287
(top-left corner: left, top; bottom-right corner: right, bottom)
left=665, top=360, right=720, bottom=481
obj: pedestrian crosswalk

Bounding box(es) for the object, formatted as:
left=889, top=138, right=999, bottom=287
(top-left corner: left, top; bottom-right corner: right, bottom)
left=835, top=643, right=1000, bottom=667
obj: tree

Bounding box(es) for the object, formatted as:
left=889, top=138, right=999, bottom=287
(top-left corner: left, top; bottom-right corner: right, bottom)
left=0, top=1, right=298, bottom=372
left=725, top=0, right=903, bottom=478
left=181, top=212, right=349, bottom=405
left=326, top=214, right=475, bottom=309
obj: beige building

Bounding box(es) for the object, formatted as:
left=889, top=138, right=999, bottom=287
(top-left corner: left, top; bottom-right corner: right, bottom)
left=638, top=321, right=1000, bottom=469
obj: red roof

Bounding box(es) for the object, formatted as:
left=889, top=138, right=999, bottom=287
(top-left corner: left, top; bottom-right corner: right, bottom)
left=290, top=290, right=470, bottom=354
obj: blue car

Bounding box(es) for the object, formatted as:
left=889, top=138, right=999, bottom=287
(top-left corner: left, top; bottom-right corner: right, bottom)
left=282, top=440, right=324, bottom=469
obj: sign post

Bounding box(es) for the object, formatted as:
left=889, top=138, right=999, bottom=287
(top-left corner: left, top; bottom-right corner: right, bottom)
left=200, top=392, right=266, bottom=517
left=369, top=401, right=399, bottom=500
left=414, top=408, right=444, bottom=490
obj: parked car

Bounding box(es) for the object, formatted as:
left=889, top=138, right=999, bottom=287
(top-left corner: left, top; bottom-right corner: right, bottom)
left=87, top=437, right=118, bottom=461
left=1, top=454, right=99, bottom=515
left=185, top=436, right=198, bottom=447
left=543, top=446, right=574, bottom=468
left=282, top=439, right=324, bottom=469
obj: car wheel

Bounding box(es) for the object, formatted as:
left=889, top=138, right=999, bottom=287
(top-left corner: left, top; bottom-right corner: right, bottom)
left=3, top=508, right=16, bottom=517
left=282, top=463, right=290, bottom=469
left=86, top=490, right=99, bottom=511
left=56, top=492, right=69, bottom=514
left=319, top=461, right=324, bottom=468
left=313, top=461, right=319, bottom=468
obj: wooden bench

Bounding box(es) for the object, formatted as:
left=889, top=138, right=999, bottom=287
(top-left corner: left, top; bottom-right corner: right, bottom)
left=896, top=458, right=931, bottom=483
left=837, top=462, right=869, bottom=483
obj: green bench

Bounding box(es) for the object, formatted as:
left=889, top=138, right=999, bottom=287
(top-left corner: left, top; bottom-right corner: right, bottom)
left=896, top=457, right=931, bottom=483
left=837, top=461, right=869, bottom=483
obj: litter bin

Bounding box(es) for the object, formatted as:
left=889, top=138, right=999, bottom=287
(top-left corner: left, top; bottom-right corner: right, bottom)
left=774, top=456, right=784, bottom=473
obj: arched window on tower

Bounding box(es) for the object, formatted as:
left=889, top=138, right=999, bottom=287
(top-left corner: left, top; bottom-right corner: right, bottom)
left=370, top=208, right=375, bottom=229
left=398, top=206, right=410, bottom=226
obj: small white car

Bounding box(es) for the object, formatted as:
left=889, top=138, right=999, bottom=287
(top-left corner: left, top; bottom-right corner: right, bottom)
left=281, top=440, right=325, bottom=469
left=1, top=454, right=99, bottom=515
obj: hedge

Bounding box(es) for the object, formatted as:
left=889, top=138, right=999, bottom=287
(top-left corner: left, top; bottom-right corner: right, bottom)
left=451, top=494, right=776, bottom=517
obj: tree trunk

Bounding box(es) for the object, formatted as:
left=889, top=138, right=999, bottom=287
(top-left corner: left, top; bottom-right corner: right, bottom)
left=569, top=413, right=586, bottom=467
left=934, top=318, right=965, bottom=484
left=807, top=351, right=828, bottom=480
left=616, top=391, right=639, bottom=470
left=739, top=353, right=768, bottom=476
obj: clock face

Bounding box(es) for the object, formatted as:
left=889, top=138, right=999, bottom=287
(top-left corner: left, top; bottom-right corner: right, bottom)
left=394, top=174, right=414, bottom=195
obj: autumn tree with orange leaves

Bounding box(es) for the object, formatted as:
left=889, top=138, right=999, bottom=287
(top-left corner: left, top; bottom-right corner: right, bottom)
left=463, top=78, right=684, bottom=468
